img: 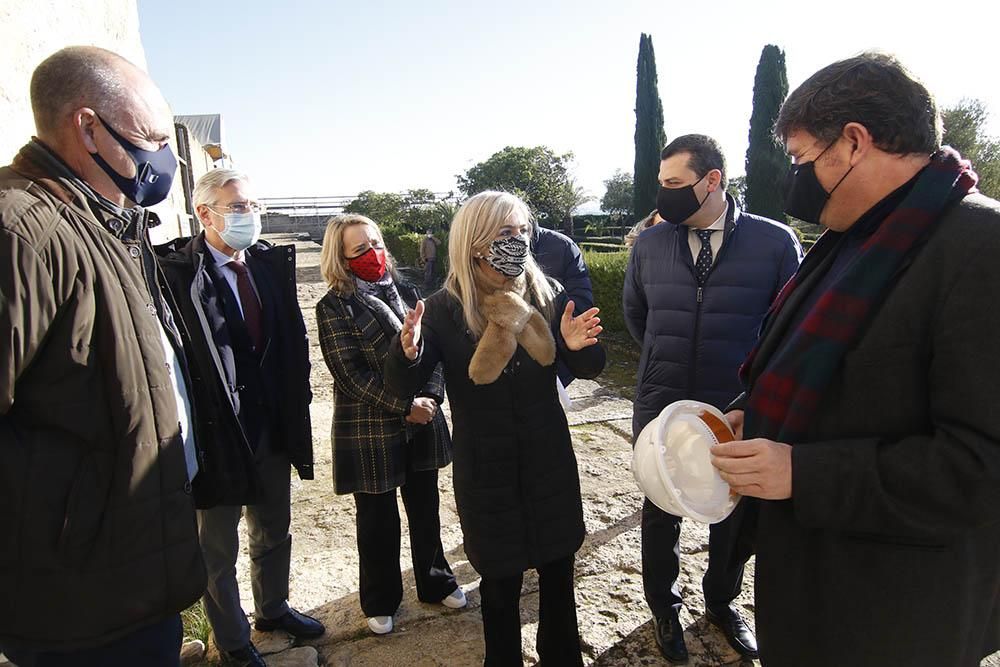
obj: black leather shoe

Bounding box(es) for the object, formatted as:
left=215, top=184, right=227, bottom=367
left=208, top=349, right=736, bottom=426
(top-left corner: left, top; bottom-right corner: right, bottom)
left=652, top=612, right=689, bottom=664
left=254, top=607, right=325, bottom=639
left=706, top=605, right=758, bottom=659
left=221, top=642, right=266, bottom=667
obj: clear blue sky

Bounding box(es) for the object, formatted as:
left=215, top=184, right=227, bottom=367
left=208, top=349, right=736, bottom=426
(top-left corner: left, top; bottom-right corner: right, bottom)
left=139, top=0, right=1000, bottom=205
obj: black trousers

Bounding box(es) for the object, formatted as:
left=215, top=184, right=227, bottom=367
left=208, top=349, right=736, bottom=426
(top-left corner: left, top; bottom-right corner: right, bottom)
left=479, top=555, right=583, bottom=667
left=641, top=496, right=757, bottom=618
left=353, top=467, right=457, bottom=617
left=1, top=613, right=182, bottom=667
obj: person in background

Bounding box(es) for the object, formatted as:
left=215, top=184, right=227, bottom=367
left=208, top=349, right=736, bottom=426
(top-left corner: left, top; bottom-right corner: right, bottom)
left=530, top=221, right=594, bottom=388
left=387, top=191, right=605, bottom=665
left=315, top=214, right=464, bottom=637
left=624, top=209, right=663, bottom=248
left=156, top=169, right=322, bottom=667
left=0, top=46, right=204, bottom=667
left=624, top=134, right=801, bottom=663
left=419, top=228, right=441, bottom=290
left=712, top=52, right=1000, bottom=667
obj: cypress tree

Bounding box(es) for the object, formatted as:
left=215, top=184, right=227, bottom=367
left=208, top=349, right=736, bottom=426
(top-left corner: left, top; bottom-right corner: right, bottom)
left=745, top=44, right=790, bottom=221
left=633, top=33, right=666, bottom=220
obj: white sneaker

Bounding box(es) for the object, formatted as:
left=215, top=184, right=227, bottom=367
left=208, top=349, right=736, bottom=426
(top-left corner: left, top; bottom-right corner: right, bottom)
left=440, top=587, right=467, bottom=609
left=367, top=615, right=393, bottom=634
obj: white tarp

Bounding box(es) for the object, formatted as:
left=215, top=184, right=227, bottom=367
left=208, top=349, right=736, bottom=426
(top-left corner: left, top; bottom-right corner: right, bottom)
left=174, top=114, right=224, bottom=157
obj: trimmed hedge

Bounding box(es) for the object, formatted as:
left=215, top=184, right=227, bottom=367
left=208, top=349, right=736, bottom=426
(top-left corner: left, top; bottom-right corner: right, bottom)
left=583, top=249, right=630, bottom=338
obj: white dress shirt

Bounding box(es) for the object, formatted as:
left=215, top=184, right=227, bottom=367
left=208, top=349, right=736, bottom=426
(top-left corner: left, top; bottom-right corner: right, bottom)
left=206, top=242, right=259, bottom=319
left=686, top=202, right=729, bottom=267
left=157, top=321, right=198, bottom=481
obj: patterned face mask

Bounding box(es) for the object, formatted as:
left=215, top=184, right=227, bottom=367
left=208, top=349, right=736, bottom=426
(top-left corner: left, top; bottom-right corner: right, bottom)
left=484, top=234, right=529, bottom=277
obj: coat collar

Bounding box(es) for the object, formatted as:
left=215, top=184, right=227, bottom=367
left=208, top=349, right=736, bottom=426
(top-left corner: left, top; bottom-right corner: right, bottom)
left=12, top=139, right=158, bottom=242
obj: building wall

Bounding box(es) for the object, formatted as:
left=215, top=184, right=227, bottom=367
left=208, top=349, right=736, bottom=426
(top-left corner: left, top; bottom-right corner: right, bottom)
left=0, top=0, right=192, bottom=243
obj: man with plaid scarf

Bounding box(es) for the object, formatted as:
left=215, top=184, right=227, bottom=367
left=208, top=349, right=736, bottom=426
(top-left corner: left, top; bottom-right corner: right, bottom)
left=712, top=52, right=1000, bottom=667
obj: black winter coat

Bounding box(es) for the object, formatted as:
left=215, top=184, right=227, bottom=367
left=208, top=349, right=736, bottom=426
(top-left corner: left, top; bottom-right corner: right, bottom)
left=624, top=195, right=800, bottom=438
left=155, top=233, right=313, bottom=508
left=385, top=284, right=605, bottom=577
left=738, top=194, right=1000, bottom=666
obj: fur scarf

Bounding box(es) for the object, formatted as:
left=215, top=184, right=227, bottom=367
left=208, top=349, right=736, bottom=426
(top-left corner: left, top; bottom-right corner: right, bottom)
left=468, top=283, right=556, bottom=385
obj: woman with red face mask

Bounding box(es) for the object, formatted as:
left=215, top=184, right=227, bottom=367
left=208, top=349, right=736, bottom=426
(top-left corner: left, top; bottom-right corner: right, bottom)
left=316, top=215, right=465, bottom=636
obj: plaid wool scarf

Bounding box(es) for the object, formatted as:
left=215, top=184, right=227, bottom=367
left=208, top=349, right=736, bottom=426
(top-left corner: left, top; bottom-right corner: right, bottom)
left=741, top=148, right=978, bottom=443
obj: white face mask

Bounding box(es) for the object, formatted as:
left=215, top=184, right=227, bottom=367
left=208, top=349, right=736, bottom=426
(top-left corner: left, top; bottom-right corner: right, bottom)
left=218, top=212, right=261, bottom=251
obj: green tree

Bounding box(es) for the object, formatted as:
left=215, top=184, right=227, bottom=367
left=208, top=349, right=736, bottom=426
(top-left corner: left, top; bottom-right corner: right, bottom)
left=633, top=33, right=666, bottom=221
left=942, top=99, right=1000, bottom=199
left=456, top=146, right=583, bottom=228
left=745, top=44, right=790, bottom=221
left=726, top=175, right=747, bottom=209
left=601, top=170, right=633, bottom=220
left=343, top=190, right=406, bottom=226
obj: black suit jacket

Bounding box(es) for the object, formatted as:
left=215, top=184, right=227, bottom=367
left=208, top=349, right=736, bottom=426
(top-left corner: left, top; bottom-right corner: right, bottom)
left=156, top=233, right=313, bottom=508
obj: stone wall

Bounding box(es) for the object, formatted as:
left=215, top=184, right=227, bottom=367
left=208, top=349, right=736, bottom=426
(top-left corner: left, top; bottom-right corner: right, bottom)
left=262, top=213, right=330, bottom=238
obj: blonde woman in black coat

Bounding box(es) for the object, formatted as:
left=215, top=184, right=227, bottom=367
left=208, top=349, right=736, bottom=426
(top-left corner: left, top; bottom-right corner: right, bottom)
left=316, top=215, right=465, bottom=636
left=386, top=192, right=605, bottom=666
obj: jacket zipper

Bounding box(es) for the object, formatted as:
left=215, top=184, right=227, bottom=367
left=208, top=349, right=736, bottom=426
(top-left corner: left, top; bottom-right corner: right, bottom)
left=685, top=225, right=735, bottom=398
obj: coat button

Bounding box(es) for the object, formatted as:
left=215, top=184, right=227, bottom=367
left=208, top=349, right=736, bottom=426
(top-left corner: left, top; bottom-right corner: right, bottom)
left=110, top=219, right=122, bottom=232
left=146, top=303, right=157, bottom=316
left=128, top=246, right=141, bottom=258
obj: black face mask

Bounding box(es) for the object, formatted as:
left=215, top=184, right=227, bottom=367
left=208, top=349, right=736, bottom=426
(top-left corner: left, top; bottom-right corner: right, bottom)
left=656, top=173, right=708, bottom=225
left=783, top=140, right=854, bottom=225
left=90, top=114, right=177, bottom=207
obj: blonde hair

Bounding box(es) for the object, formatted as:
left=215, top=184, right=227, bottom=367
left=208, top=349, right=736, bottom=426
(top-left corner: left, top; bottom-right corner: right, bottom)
left=319, top=214, right=398, bottom=294
left=445, top=191, right=555, bottom=338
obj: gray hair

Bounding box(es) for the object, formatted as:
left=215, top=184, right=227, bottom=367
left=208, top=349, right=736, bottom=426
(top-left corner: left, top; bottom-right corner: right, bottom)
left=30, top=46, right=137, bottom=135
left=193, top=168, right=250, bottom=208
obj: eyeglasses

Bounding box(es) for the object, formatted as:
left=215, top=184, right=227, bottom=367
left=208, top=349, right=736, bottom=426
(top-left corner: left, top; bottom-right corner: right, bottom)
left=206, top=200, right=265, bottom=215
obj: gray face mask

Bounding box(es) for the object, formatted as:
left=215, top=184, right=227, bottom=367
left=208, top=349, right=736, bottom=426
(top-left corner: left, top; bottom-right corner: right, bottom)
left=485, top=235, right=529, bottom=277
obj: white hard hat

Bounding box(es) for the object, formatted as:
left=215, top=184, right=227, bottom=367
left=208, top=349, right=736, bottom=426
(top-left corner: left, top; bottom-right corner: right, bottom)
left=632, top=400, right=741, bottom=524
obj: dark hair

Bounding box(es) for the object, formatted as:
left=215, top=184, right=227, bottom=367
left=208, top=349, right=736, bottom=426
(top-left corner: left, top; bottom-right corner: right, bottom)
left=775, top=52, right=941, bottom=155
left=660, top=134, right=728, bottom=188
left=29, top=46, right=134, bottom=135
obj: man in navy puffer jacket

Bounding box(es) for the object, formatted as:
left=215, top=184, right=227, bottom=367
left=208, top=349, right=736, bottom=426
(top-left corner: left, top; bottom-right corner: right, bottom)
left=624, top=134, right=801, bottom=663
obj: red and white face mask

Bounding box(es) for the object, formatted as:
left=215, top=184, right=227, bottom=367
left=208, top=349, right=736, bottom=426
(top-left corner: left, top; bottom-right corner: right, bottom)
left=347, top=246, right=388, bottom=282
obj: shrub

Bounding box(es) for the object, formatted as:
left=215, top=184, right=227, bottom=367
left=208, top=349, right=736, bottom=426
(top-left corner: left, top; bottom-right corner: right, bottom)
left=583, top=249, right=630, bottom=338
left=580, top=241, right=625, bottom=253
left=382, top=230, right=449, bottom=285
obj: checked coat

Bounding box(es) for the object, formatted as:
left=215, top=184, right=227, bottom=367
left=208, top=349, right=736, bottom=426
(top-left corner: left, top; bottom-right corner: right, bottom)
left=317, top=282, right=451, bottom=495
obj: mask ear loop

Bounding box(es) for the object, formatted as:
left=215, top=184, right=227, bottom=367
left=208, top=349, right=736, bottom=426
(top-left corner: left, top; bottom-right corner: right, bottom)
left=693, top=171, right=715, bottom=207
left=809, top=137, right=854, bottom=198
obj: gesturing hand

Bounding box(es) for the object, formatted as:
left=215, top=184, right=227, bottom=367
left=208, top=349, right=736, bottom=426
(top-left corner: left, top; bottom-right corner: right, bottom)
left=401, top=300, right=424, bottom=361
left=560, top=300, right=602, bottom=352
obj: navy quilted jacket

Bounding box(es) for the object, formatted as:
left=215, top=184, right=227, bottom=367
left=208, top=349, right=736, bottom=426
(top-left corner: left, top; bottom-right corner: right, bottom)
left=624, top=196, right=801, bottom=438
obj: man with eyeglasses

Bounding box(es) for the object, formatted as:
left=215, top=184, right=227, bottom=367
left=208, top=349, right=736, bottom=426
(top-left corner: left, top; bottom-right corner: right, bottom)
left=711, top=53, right=1000, bottom=666
left=156, top=169, right=323, bottom=666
